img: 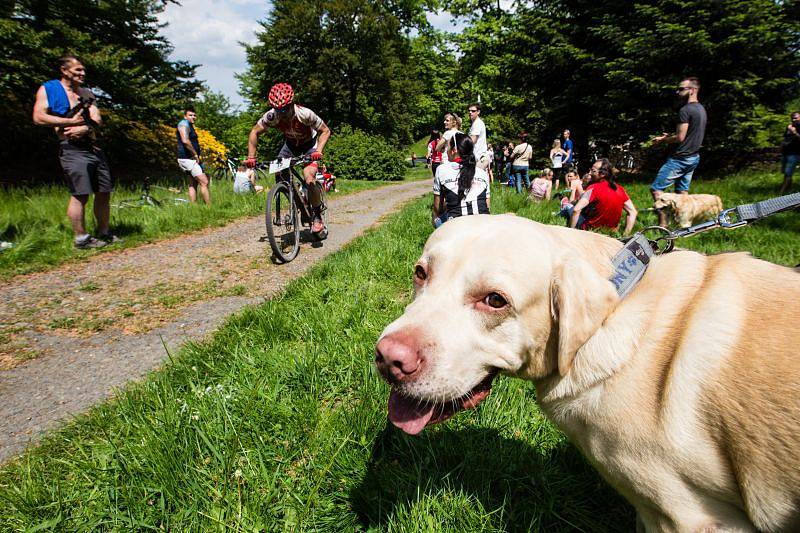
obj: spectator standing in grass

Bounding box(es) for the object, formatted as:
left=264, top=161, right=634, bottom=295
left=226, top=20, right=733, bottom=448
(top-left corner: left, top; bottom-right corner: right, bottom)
left=494, top=143, right=505, bottom=181
left=486, top=144, right=495, bottom=182
left=568, top=158, right=638, bottom=236
left=650, top=77, right=707, bottom=226
left=176, top=106, right=211, bottom=205
left=550, top=138, right=568, bottom=190
left=562, top=129, right=575, bottom=170
left=427, top=130, right=442, bottom=178
left=502, top=143, right=513, bottom=185
left=32, top=54, right=120, bottom=249
left=510, top=133, right=534, bottom=193
left=467, top=103, right=490, bottom=170
left=432, top=132, right=490, bottom=227
left=436, top=112, right=462, bottom=163
left=528, top=169, right=552, bottom=201
left=779, top=111, right=800, bottom=194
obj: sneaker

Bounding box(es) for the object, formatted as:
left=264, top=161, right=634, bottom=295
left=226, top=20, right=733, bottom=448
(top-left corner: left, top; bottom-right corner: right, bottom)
left=74, top=235, right=108, bottom=249
left=311, top=218, right=325, bottom=233
left=98, top=232, right=123, bottom=244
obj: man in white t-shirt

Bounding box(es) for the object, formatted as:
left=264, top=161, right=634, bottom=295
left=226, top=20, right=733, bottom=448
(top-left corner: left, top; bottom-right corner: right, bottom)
left=468, top=103, right=489, bottom=170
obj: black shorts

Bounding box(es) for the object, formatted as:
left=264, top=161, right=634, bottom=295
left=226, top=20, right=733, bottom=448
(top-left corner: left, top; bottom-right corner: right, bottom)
left=59, top=141, right=114, bottom=196
left=431, top=162, right=441, bottom=176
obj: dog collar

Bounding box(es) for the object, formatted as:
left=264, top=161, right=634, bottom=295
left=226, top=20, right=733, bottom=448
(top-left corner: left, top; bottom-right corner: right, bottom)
left=609, top=233, right=655, bottom=298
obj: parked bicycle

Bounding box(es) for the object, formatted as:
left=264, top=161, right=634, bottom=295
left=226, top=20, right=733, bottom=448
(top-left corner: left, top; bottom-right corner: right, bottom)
left=262, top=156, right=328, bottom=263
left=209, top=156, right=240, bottom=182
left=113, top=176, right=188, bottom=209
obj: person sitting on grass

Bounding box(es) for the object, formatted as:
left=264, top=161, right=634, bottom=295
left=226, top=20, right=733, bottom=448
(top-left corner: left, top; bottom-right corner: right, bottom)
left=528, top=169, right=552, bottom=201
left=556, top=169, right=586, bottom=218
left=319, top=163, right=337, bottom=192
left=432, top=133, right=490, bottom=228
left=233, top=165, right=263, bottom=194
left=565, top=158, right=638, bottom=237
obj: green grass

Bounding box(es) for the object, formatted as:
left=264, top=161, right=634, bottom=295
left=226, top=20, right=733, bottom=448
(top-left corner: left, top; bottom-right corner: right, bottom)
left=0, top=176, right=393, bottom=279
left=0, top=166, right=796, bottom=531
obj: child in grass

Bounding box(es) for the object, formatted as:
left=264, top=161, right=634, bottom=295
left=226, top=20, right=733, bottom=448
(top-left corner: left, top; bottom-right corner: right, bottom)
left=233, top=165, right=263, bottom=194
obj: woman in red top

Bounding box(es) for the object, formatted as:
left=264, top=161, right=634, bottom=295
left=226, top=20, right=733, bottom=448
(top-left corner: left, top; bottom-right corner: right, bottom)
left=569, top=158, right=638, bottom=236
left=427, top=130, right=443, bottom=178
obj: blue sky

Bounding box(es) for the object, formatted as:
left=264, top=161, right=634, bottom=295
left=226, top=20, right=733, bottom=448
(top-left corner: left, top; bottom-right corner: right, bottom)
left=157, top=1, right=464, bottom=108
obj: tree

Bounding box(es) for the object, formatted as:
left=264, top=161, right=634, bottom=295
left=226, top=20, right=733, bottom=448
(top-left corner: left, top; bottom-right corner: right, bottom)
left=456, top=0, right=800, bottom=168
left=241, top=0, right=435, bottom=144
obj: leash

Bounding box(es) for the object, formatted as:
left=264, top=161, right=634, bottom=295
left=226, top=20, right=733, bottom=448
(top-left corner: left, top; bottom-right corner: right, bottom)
left=611, top=192, right=800, bottom=297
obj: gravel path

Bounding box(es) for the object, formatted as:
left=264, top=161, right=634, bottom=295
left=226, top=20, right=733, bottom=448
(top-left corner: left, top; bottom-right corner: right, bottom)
left=0, top=180, right=428, bottom=464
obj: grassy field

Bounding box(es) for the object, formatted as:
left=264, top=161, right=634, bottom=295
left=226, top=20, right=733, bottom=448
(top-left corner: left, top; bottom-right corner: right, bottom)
left=0, top=166, right=796, bottom=531
left=0, top=175, right=404, bottom=279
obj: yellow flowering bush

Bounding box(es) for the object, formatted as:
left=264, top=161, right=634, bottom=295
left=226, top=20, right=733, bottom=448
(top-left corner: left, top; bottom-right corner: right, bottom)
left=100, top=112, right=229, bottom=170
left=157, top=125, right=228, bottom=169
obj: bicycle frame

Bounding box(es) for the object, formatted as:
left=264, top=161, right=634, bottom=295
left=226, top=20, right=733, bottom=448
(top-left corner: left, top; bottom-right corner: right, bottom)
left=262, top=157, right=321, bottom=225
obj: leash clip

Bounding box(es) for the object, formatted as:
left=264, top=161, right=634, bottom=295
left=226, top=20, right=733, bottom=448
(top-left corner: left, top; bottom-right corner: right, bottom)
left=717, top=207, right=749, bottom=229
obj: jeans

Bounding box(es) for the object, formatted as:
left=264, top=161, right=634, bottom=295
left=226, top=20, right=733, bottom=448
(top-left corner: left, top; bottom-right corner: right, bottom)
left=433, top=212, right=449, bottom=228
left=511, top=165, right=530, bottom=193
left=651, top=153, right=700, bottom=192
left=782, top=154, right=800, bottom=178
left=559, top=203, right=587, bottom=229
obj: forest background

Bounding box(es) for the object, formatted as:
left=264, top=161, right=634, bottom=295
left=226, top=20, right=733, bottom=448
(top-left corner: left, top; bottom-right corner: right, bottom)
left=1, top=0, right=799, bottom=183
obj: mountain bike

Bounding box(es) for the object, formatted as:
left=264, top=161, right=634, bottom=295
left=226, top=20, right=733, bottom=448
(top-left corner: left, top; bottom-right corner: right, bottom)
left=262, top=156, right=328, bottom=263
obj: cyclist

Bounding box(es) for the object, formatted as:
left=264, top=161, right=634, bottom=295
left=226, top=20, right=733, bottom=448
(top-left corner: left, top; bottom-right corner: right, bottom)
left=245, top=83, right=331, bottom=234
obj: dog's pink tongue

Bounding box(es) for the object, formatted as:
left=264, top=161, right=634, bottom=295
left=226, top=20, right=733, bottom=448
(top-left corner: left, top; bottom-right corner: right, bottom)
left=388, top=389, right=434, bottom=435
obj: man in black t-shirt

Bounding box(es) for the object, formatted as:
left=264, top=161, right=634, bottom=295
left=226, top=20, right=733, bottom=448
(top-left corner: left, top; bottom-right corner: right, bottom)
left=649, top=77, right=707, bottom=227
left=779, top=112, right=800, bottom=195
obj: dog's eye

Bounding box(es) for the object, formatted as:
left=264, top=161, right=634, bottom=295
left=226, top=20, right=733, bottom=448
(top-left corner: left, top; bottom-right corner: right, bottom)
left=484, top=292, right=507, bottom=309
left=414, top=265, right=427, bottom=282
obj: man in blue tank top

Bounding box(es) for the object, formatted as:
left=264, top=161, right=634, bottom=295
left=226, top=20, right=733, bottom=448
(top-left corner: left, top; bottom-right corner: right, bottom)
left=176, top=106, right=211, bottom=204
left=32, top=54, right=120, bottom=249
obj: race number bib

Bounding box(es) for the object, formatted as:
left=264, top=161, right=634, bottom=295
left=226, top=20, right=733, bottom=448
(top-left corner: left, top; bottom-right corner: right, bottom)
left=269, top=158, right=292, bottom=174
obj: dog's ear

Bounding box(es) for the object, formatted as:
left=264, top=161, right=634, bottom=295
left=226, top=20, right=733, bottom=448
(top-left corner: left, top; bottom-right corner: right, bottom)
left=653, top=197, right=667, bottom=209
left=550, top=256, right=618, bottom=376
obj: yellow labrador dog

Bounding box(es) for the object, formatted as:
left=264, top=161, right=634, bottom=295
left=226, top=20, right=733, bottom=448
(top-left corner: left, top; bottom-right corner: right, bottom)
left=654, top=192, right=724, bottom=228
left=375, top=214, right=800, bottom=532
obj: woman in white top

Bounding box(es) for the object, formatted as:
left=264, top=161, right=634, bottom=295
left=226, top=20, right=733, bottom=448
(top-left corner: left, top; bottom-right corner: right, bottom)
left=436, top=112, right=462, bottom=164
left=549, top=138, right=568, bottom=191
left=432, top=132, right=491, bottom=228
left=233, top=165, right=263, bottom=194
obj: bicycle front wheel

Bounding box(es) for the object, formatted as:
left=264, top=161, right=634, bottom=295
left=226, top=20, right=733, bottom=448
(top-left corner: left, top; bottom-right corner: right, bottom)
left=266, top=181, right=300, bottom=263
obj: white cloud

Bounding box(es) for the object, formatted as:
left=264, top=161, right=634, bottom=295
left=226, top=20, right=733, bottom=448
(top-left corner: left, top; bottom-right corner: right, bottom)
left=157, top=0, right=267, bottom=108
left=157, top=3, right=493, bottom=108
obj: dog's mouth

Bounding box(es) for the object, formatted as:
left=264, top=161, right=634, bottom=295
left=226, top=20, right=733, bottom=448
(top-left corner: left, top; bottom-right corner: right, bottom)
left=387, top=371, right=498, bottom=435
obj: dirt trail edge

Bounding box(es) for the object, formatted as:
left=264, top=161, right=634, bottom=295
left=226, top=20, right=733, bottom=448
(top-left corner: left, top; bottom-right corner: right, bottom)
left=0, top=180, right=429, bottom=464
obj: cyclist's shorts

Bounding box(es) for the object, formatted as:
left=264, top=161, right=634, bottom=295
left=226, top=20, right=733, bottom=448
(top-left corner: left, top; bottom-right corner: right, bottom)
left=278, top=140, right=318, bottom=167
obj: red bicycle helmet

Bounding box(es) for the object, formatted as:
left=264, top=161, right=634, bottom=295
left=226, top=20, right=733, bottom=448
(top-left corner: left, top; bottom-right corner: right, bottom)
left=268, top=83, right=295, bottom=108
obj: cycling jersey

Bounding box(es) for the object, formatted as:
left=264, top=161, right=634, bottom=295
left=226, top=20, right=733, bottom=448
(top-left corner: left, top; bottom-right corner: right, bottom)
left=433, top=161, right=490, bottom=218
left=257, top=104, right=325, bottom=149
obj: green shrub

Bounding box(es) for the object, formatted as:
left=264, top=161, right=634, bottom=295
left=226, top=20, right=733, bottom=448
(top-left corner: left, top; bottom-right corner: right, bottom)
left=325, top=125, right=405, bottom=181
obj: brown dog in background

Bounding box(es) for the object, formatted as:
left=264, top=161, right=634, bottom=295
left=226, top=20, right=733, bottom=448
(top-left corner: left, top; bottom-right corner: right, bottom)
left=375, top=214, right=800, bottom=532
left=653, top=192, right=723, bottom=228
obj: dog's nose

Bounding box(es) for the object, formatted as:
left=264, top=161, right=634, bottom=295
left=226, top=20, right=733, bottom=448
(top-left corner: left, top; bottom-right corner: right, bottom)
left=375, top=331, right=423, bottom=383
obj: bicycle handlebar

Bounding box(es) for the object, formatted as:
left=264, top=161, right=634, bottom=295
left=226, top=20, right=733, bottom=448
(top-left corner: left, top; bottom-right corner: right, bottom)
left=255, top=156, right=313, bottom=171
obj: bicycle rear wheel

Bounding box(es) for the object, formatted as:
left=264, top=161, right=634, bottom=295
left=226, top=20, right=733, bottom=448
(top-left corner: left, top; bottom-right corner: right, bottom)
left=266, top=181, right=300, bottom=263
